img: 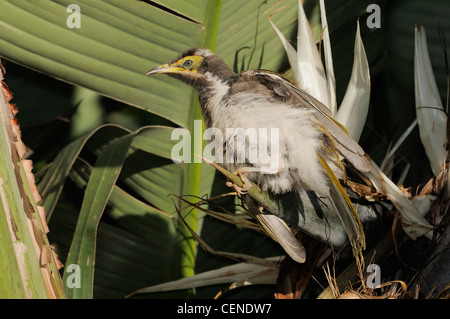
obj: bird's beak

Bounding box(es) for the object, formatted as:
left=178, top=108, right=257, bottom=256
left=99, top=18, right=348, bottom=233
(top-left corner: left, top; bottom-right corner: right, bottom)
left=146, top=63, right=182, bottom=75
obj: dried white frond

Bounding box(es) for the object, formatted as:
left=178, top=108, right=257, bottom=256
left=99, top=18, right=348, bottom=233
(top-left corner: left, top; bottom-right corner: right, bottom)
left=335, top=21, right=371, bottom=142
left=414, top=25, right=448, bottom=176
left=319, top=0, right=337, bottom=115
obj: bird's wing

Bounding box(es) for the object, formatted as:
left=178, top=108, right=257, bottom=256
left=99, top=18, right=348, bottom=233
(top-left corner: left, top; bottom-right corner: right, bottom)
left=256, top=213, right=306, bottom=263
left=243, top=195, right=306, bottom=263
left=242, top=70, right=370, bottom=172
left=317, top=153, right=366, bottom=266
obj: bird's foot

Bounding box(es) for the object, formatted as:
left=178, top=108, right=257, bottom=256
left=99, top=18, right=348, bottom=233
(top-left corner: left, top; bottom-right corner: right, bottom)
left=226, top=170, right=252, bottom=195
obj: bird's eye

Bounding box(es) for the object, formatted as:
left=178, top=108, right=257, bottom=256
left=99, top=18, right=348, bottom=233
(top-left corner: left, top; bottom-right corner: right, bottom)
left=183, top=59, right=193, bottom=68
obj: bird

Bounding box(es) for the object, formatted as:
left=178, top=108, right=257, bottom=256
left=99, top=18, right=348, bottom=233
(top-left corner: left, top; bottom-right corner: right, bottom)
left=146, top=47, right=370, bottom=264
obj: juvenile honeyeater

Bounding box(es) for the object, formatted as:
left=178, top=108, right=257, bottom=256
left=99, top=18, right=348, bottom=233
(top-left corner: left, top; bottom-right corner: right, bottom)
left=147, top=47, right=369, bottom=264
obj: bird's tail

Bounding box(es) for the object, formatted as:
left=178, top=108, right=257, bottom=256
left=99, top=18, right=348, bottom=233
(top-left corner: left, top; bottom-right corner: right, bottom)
left=317, top=154, right=366, bottom=267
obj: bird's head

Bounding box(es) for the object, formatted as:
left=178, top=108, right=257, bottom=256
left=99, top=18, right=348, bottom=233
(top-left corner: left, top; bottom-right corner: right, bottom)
left=146, top=47, right=236, bottom=89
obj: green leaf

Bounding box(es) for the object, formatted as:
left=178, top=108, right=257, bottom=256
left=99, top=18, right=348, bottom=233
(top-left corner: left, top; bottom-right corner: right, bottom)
left=132, top=125, right=182, bottom=160
left=0, top=0, right=200, bottom=127
left=0, top=64, right=65, bottom=298
left=63, top=133, right=135, bottom=299
left=38, top=124, right=131, bottom=220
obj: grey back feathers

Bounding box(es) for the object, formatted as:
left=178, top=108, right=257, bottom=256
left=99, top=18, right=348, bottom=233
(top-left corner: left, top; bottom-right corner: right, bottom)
left=237, top=70, right=370, bottom=172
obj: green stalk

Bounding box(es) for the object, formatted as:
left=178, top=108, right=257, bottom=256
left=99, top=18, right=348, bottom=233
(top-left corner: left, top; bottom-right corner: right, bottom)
left=177, top=0, right=222, bottom=281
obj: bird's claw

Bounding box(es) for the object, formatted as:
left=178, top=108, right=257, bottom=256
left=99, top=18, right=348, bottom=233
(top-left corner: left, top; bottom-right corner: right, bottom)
left=226, top=171, right=252, bottom=195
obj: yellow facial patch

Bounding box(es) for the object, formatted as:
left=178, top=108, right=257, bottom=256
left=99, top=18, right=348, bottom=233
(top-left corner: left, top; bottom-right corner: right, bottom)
left=171, top=55, right=204, bottom=73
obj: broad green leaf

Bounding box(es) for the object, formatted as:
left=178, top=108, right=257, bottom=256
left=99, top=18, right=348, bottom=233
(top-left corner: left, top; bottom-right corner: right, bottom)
left=120, top=152, right=183, bottom=214
left=132, top=126, right=176, bottom=157
left=69, top=87, right=105, bottom=140
left=0, top=65, right=65, bottom=298
left=215, top=0, right=299, bottom=71
left=153, top=0, right=210, bottom=24
left=38, top=124, right=131, bottom=220
left=0, top=0, right=199, bottom=126
left=68, top=159, right=179, bottom=295
left=0, top=75, right=28, bottom=297
left=67, top=158, right=175, bottom=240
left=47, top=185, right=179, bottom=298
left=63, top=133, right=135, bottom=299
